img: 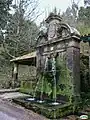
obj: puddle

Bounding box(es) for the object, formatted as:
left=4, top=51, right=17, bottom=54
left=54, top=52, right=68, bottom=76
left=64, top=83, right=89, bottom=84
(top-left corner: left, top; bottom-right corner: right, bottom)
left=0, top=111, right=17, bottom=120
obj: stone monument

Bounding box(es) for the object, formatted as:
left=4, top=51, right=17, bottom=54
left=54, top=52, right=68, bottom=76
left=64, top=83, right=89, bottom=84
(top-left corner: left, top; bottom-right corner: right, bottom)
left=36, top=12, right=80, bottom=102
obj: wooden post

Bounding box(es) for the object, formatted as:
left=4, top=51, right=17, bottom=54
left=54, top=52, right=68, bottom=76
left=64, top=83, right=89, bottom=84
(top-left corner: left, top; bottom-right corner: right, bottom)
left=12, top=63, right=18, bottom=88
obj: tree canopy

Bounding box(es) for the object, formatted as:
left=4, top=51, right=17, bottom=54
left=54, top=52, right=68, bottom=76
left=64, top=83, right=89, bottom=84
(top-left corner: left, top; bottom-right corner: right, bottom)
left=0, top=0, right=13, bottom=30
left=0, top=0, right=40, bottom=88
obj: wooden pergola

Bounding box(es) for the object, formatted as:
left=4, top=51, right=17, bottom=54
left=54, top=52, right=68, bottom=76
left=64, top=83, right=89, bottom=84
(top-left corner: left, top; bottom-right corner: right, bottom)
left=10, top=51, right=36, bottom=88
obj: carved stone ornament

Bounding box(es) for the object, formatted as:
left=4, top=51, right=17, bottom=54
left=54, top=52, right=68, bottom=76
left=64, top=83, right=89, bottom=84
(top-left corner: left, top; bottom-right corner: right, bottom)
left=48, top=23, right=56, bottom=39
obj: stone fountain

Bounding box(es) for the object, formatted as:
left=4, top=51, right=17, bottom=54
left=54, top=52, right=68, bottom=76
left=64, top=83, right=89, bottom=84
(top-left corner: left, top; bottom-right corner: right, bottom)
left=13, top=12, right=81, bottom=119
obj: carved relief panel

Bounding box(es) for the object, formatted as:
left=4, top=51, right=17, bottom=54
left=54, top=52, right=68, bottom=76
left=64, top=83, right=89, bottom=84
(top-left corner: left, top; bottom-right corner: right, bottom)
left=48, top=20, right=60, bottom=40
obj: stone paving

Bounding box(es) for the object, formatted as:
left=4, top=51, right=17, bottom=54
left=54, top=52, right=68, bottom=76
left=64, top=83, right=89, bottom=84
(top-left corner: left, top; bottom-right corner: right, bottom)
left=0, top=92, right=29, bottom=99
left=0, top=92, right=81, bottom=120
left=0, top=96, right=48, bottom=120
left=0, top=88, right=19, bottom=93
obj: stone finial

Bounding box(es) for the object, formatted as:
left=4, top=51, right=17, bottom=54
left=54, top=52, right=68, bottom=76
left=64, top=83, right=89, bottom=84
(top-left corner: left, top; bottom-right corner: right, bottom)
left=45, top=12, right=62, bottom=23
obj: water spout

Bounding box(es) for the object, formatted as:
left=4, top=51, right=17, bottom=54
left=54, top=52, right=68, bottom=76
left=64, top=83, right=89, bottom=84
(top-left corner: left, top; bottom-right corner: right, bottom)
left=33, top=76, right=41, bottom=98
left=27, top=98, right=35, bottom=101
left=40, top=75, right=44, bottom=101
left=33, top=74, right=44, bottom=103
left=37, top=57, right=49, bottom=103
left=52, top=57, right=57, bottom=103
left=37, top=100, right=44, bottom=103
left=45, top=57, right=48, bottom=71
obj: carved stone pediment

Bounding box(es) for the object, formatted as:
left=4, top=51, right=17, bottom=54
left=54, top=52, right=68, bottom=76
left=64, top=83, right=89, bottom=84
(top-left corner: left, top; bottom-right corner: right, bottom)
left=37, top=13, right=80, bottom=47
left=60, top=23, right=80, bottom=38
left=57, top=23, right=80, bottom=39
left=59, top=23, right=71, bottom=38
left=47, top=22, right=71, bottom=40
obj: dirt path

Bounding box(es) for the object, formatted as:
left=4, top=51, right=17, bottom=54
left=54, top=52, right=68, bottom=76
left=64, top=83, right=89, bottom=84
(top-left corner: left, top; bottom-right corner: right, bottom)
left=0, top=99, right=48, bottom=120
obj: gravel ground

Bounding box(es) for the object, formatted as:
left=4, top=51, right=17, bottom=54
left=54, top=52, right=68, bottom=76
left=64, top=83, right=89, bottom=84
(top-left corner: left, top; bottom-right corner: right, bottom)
left=0, top=99, right=48, bottom=120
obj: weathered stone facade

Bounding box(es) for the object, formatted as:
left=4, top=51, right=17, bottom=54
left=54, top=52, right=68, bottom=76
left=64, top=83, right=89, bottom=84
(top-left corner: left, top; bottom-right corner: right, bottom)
left=36, top=13, right=80, bottom=101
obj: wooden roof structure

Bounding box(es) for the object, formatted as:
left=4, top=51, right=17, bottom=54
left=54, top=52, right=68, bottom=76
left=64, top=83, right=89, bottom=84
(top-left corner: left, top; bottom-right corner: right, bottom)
left=10, top=34, right=90, bottom=65
left=10, top=51, right=36, bottom=66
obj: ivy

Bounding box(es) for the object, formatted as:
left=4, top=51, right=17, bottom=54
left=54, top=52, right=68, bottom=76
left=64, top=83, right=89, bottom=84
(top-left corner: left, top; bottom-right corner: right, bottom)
left=56, top=55, right=73, bottom=103
left=35, top=55, right=73, bottom=103
left=35, top=73, right=52, bottom=97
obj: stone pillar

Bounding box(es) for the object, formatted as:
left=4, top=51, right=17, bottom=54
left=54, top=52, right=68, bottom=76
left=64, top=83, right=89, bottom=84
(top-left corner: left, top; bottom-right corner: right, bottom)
left=36, top=48, right=41, bottom=72
left=12, top=63, right=19, bottom=88
left=36, top=47, right=44, bottom=73
left=67, top=38, right=80, bottom=102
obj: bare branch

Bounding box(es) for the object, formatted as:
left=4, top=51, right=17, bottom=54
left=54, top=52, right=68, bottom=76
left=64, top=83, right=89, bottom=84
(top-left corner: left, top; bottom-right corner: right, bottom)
left=2, top=38, right=15, bottom=58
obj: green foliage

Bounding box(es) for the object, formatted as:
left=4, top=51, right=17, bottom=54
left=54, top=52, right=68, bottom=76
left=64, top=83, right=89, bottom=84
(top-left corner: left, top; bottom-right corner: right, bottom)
left=0, top=0, right=39, bottom=88
left=80, top=54, right=89, bottom=92
left=78, top=7, right=90, bottom=26
left=77, top=24, right=90, bottom=35
left=62, top=5, right=90, bottom=35
left=35, top=56, right=73, bottom=102
left=13, top=97, right=73, bottom=119
left=62, top=7, right=76, bottom=27
left=0, top=0, right=13, bottom=29
left=0, top=0, right=13, bottom=83
left=56, top=56, right=73, bottom=103
left=4, top=0, right=39, bottom=57
left=5, top=12, right=39, bottom=57
left=20, top=81, right=34, bottom=94
left=62, top=1, right=78, bottom=27
left=77, top=6, right=90, bottom=35
left=19, top=65, right=37, bottom=94
left=34, top=73, right=52, bottom=96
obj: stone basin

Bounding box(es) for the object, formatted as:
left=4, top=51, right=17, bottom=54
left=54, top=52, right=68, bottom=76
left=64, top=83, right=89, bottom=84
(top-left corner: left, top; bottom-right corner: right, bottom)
left=13, top=97, right=73, bottom=119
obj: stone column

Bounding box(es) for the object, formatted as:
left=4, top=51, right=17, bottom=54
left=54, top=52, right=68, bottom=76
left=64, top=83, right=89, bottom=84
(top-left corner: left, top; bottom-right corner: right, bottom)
left=36, top=48, right=41, bottom=72
left=12, top=63, right=19, bottom=88
left=66, top=38, right=80, bottom=102
left=36, top=47, right=44, bottom=73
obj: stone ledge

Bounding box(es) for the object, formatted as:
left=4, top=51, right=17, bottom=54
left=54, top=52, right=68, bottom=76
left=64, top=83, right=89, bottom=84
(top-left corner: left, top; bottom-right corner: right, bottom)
left=13, top=97, right=74, bottom=119
left=0, top=88, right=20, bottom=94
